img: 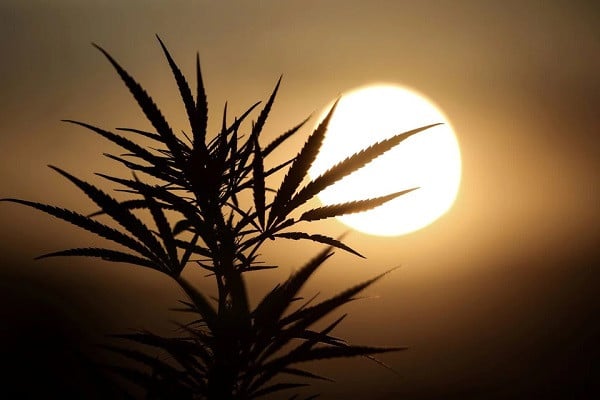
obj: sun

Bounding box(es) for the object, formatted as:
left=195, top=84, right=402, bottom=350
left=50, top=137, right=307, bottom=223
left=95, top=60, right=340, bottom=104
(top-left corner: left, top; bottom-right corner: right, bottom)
left=309, top=84, right=462, bottom=236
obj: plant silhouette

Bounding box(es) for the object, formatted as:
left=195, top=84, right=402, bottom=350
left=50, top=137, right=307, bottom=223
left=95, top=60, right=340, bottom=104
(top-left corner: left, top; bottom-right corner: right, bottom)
left=2, top=36, right=439, bottom=399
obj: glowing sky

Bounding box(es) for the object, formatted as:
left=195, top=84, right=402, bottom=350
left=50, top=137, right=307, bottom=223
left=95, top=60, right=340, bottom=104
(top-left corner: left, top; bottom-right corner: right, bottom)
left=0, top=1, right=598, bottom=398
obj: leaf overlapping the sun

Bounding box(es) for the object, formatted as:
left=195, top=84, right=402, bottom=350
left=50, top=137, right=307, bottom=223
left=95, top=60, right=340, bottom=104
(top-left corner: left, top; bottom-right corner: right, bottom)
left=288, top=123, right=440, bottom=212
left=268, top=99, right=339, bottom=227
left=299, top=188, right=418, bottom=222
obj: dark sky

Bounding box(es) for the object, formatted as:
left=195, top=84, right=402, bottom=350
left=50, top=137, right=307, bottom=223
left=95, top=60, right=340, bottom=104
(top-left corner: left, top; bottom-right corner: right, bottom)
left=1, top=1, right=598, bottom=398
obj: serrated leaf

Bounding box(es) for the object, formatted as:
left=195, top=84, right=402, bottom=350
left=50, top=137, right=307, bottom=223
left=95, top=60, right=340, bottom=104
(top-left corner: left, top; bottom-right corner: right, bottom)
left=282, top=267, right=399, bottom=328
left=262, top=115, right=311, bottom=158
left=0, top=198, right=153, bottom=260
left=299, top=188, right=417, bottom=222
left=195, top=52, right=208, bottom=148
left=251, top=76, right=281, bottom=140
left=49, top=166, right=169, bottom=263
left=156, top=35, right=200, bottom=146
left=93, top=43, right=186, bottom=166
left=35, top=247, right=159, bottom=270
left=175, top=276, right=218, bottom=332
left=274, top=232, right=363, bottom=258
left=252, top=135, right=266, bottom=229
left=287, top=124, right=440, bottom=213
left=63, top=120, right=169, bottom=170
left=268, top=99, right=339, bottom=227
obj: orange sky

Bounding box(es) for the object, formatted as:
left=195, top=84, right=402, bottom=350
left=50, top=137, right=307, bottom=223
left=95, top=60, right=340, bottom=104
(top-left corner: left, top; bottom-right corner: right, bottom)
left=1, top=1, right=598, bottom=398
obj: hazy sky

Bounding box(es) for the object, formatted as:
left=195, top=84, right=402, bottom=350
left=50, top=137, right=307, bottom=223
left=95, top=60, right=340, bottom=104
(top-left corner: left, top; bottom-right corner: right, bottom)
left=1, top=1, right=598, bottom=398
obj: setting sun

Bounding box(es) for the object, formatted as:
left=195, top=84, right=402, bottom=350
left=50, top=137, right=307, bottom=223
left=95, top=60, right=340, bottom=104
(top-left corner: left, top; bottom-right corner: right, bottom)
left=310, top=84, right=462, bottom=236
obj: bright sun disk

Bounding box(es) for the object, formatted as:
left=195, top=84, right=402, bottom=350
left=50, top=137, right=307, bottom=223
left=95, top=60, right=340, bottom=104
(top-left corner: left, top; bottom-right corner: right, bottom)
left=309, top=84, right=462, bottom=236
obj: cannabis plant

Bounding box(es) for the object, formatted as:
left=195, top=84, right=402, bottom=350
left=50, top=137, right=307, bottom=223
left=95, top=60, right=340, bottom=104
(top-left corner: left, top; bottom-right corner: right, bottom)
left=2, top=36, right=438, bottom=399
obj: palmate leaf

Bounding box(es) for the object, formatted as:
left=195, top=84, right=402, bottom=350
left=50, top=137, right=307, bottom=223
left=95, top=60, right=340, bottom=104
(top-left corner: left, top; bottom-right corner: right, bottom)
left=93, top=43, right=187, bottom=167
left=299, top=188, right=418, bottom=222
left=287, top=123, right=440, bottom=213
left=268, top=99, right=339, bottom=227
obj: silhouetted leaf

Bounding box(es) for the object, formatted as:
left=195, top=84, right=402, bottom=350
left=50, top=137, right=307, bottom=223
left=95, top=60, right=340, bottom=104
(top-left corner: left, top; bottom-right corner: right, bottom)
left=175, top=276, right=218, bottom=332
left=49, top=166, right=169, bottom=263
left=156, top=35, right=200, bottom=145
left=136, top=177, right=179, bottom=272
left=288, top=124, right=439, bottom=213
left=274, top=232, right=363, bottom=258
left=63, top=120, right=169, bottom=169
left=116, top=127, right=163, bottom=142
left=282, top=267, right=399, bottom=328
left=299, top=188, right=417, bottom=221
left=252, top=135, right=266, bottom=229
left=0, top=198, right=154, bottom=260
left=35, top=247, right=159, bottom=270
left=195, top=52, right=208, bottom=148
left=268, top=99, right=339, bottom=227
left=251, top=76, right=281, bottom=140
left=93, top=43, right=186, bottom=166
left=262, top=115, right=311, bottom=157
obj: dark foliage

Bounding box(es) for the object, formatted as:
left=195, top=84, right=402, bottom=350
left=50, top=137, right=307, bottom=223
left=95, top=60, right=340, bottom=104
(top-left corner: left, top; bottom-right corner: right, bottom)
left=1, top=36, right=438, bottom=399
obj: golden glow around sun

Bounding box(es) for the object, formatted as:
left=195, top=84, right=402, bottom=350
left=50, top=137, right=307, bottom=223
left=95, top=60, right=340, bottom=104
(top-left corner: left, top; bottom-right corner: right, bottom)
left=309, top=84, right=462, bottom=236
